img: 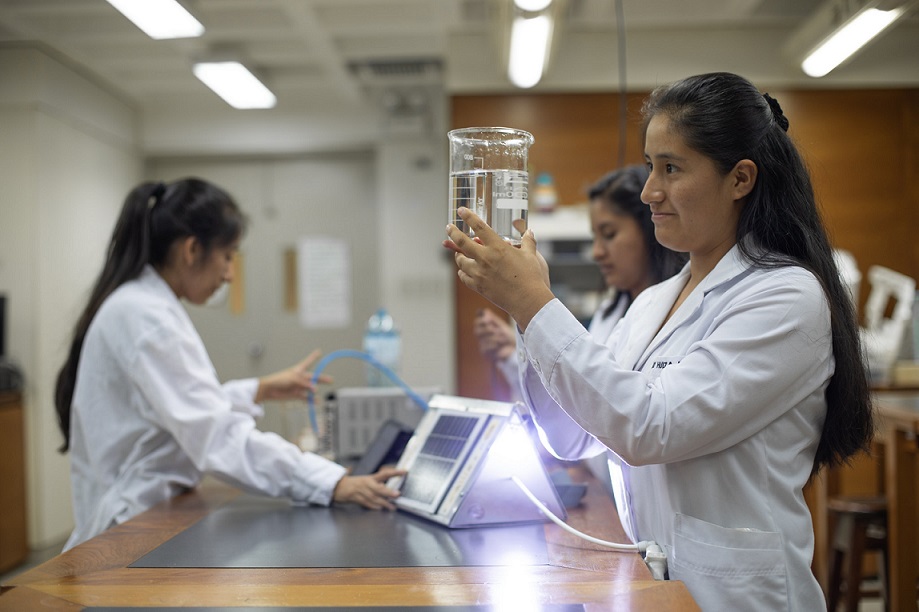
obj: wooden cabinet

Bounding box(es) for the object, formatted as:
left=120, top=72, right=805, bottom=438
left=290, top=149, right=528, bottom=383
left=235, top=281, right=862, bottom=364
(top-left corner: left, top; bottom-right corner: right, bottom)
left=0, top=391, right=28, bottom=573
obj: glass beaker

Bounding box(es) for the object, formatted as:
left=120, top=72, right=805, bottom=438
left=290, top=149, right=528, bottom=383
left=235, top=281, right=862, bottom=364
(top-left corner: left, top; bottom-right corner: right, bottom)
left=448, top=127, right=534, bottom=245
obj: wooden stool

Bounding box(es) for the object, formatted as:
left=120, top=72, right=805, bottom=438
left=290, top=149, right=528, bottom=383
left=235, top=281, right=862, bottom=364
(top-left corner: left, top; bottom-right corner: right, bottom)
left=826, top=495, right=888, bottom=612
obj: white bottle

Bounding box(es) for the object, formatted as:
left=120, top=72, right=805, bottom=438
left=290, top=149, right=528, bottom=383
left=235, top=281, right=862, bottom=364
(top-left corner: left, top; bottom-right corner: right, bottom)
left=362, top=308, right=401, bottom=386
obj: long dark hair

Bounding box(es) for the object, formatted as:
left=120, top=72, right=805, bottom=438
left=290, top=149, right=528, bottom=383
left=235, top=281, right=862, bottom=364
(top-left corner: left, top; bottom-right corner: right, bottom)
left=588, top=164, right=687, bottom=292
left=640, top=72, right=873, bottom=472
left=54, top=178, right=246, bottom=452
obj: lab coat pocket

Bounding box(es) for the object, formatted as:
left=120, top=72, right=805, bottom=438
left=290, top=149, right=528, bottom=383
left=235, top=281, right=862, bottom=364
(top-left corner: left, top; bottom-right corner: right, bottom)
left=670, top=513, right=788, bottom=611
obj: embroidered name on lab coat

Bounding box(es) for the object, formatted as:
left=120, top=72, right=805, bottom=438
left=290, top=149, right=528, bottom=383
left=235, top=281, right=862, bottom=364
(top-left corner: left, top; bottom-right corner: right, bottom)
left=648, top=356, right=682, bottom=380
left=651, top=357, right=680, bottom=370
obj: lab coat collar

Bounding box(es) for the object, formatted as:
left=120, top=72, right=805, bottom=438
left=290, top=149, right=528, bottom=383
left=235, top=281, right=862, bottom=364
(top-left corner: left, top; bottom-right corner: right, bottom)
left=631, top=243, right=753, bottom=369
left=619, top=268, right=688, bottom=370
left=695, top=241, right=755, bottom=294
left=139, top=264, right=183, bottom=306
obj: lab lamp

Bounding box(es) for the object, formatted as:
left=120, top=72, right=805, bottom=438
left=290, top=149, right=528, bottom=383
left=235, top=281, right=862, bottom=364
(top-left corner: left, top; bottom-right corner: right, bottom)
left=513, top=0, right=553, bottom=11
left=789, top=0, right=916, bottom=78
left=506, top=0, right=556, bottom=89
left=105, top=0, right=204, bottom=40
left=193, top=62, right=277, bottom=110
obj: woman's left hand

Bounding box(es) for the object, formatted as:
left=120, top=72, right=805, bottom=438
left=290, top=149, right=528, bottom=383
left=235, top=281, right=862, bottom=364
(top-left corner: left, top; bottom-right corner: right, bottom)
left=255, top=349, right=333, bottom=402
left=332, top=466, right=406, bottom=510
left=444, top=207, right=554, bottom=331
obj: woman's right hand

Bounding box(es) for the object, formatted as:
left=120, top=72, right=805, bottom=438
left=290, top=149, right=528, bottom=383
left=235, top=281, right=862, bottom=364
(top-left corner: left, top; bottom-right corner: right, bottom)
left=444, top=207, right=555, bottom=331
left=255, top=349, right=333, bottom=403
left=332, top=466, right=406, bottom=510
left=473, top=308, right=516, bottom=363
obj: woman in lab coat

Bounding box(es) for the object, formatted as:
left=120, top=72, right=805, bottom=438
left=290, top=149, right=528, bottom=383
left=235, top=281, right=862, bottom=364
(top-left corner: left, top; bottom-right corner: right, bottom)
left=55, top=178, right=403, bottom=552
left=474, top=165, right=686, bottom=403
left=444, top=72, right=874, bottom=610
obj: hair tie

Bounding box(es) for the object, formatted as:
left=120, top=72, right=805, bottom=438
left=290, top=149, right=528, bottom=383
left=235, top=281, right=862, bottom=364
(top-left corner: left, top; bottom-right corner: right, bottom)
left=147, top=182, right=166, bottom=210
left=763, top=93, right=789, bottom=132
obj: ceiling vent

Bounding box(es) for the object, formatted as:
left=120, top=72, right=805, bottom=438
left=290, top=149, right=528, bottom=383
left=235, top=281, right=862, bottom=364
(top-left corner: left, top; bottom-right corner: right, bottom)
left=348, top=59, right=443, bottom=137
left=348, top=59, right=443, bottom=88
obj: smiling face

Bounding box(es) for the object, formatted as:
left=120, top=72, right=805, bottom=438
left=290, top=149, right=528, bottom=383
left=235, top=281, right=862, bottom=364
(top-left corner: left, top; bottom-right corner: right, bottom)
left=589, top=199, right=654, bottom=299
left=641, top=114, right=749, bottom=270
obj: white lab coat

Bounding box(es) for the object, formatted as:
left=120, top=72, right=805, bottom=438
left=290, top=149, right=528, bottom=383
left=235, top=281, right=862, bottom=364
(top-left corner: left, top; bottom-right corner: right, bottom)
left=496, top=293, right=628, bottom=403
left=520, top=244, right=830, bottom=611
left=65, top=265, right=346, bottom=551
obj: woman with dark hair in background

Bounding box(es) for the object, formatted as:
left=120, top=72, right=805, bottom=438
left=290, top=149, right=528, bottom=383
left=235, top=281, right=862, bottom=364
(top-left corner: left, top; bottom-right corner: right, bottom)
left=56, top=177, right=403, bottom=551
left=446, top=73, right=873, bottom=609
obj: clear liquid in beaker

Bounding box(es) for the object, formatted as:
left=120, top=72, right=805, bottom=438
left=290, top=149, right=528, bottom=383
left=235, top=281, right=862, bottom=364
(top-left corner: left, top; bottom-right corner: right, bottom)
left=449, top=169, right=528, bottom=245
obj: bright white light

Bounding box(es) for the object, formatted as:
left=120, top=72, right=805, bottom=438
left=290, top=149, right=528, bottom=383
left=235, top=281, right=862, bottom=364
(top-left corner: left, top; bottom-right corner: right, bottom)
left=193, top=62, right=277, bottom=110
left=514, top=0, right=553, bottom=11
left=105, top=0, right=204, bottom=40
left=802, top=7, right=904, bottom=77
left=487, top=562, right=543, bottom=611
left=508, top=15, right=553, bottom=89
left=488, top=423, right=534, bottom=466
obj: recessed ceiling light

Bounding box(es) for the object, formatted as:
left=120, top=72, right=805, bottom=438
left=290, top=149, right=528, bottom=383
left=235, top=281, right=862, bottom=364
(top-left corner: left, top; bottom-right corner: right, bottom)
left=193, top=62, right=277, bottom=110
left=105, top=0, right=204, bottom=40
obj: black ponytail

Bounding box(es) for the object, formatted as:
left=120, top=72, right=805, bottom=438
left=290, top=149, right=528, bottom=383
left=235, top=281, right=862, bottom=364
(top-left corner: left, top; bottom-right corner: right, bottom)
left=54, top=178, right=246, bottom=452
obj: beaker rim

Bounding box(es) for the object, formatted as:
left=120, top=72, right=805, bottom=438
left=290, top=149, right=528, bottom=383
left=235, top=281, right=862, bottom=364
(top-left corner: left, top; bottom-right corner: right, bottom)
left=448, top=126, right=534, bottom=144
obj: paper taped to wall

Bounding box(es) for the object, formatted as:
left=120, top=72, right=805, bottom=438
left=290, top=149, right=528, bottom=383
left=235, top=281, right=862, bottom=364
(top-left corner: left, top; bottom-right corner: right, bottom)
left=297, top=236, right=352, bottom=329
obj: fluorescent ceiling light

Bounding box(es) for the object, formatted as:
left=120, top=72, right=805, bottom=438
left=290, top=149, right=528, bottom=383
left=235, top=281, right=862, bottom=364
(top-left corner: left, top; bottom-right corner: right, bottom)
left=105, top=0, right=204, bottom=40
left=508, top=15, right=553, bottom=89
left=801, top=7, right=905, bottom=77
left=193, top=62, right=277, bottom=110
left=514, top=0, right=553, bottom=11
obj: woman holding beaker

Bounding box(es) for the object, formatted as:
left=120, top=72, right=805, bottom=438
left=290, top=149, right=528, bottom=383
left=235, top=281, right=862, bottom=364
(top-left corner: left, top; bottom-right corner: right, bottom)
left=445, top=72, right=873, bottom=609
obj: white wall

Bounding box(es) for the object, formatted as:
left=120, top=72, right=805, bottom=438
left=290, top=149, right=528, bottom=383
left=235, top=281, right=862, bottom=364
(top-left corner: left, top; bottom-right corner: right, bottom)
left=376, top=137, right=454, bottom=393
left=150, top=155, right=383, bottom=386
left=0, top=45, right=142, bottom=548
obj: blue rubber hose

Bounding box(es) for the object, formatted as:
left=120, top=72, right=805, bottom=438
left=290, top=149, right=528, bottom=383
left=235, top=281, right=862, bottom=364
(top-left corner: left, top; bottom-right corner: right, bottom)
left=306, top=349, right=429, bottom=435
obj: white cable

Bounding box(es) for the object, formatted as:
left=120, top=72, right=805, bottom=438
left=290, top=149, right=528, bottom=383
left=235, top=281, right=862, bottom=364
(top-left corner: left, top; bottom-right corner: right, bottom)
left=511, top=475, right=668, bottom=579
left=510, top=475, right=641, bottom=551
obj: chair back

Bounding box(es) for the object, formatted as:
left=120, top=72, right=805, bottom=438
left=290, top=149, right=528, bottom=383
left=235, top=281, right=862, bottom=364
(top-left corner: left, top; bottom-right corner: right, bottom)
left=861, top=265, right=917, bottom=380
